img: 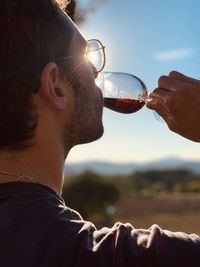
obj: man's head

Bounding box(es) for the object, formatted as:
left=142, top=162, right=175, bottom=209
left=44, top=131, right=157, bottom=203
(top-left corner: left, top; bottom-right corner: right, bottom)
left=0, top=0, right=103, bottom=154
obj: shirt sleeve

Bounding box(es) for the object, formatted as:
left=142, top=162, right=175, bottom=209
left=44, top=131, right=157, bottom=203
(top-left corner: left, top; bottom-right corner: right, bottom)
left=90, top=222, right=200, bottom=267
left=36, top=214, right=200, bottom=267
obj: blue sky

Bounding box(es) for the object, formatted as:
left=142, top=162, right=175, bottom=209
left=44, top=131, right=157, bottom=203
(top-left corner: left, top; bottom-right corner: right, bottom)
left=68, top=0, right=200, bottom=163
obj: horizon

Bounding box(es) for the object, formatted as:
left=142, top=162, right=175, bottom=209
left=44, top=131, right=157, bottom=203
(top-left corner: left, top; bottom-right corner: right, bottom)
left=67, top=155, right=200, bottom=165
left=65, top=156, right=200, bottom=176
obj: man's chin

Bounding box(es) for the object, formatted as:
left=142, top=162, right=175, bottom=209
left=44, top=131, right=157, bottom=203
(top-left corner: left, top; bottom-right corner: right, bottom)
left=77, top=124, right=104, bottom=145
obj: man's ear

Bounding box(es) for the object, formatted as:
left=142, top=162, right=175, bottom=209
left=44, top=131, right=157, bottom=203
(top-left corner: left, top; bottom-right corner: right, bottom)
left=39, top=62, right=66, bottom=110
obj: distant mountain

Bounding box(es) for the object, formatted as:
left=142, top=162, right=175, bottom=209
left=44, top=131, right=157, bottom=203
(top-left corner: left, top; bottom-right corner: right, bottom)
left=65, top=157, right=200, bottom=176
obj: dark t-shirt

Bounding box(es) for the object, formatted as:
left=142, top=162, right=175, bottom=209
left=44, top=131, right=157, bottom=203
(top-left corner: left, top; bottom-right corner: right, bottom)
left=0, top=182, right=199, bottom=267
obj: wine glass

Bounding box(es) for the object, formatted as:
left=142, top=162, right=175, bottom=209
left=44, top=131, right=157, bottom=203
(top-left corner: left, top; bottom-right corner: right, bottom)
left=95, top=71, right=151, bottom=114
left=85, top=39, right=155, bottom=116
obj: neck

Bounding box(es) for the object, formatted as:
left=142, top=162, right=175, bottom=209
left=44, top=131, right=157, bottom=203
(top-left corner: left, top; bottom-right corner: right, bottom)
left=0, top=142, right=68, bottom=196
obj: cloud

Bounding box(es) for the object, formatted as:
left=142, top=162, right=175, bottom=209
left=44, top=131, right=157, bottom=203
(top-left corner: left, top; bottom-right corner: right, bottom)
left=154, top=48, right=194, bottom=61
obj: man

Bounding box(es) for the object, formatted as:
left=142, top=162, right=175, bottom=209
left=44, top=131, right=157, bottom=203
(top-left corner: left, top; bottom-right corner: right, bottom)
left=0, top=1, right=199, bottom=267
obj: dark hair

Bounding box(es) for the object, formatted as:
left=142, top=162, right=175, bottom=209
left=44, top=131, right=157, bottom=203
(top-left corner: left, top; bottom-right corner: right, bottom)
left=0, top=0, right=74, bottom=150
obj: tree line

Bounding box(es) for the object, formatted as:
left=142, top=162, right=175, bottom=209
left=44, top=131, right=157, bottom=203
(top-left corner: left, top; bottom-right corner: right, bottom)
left=62, top=169, right=200, bottom=225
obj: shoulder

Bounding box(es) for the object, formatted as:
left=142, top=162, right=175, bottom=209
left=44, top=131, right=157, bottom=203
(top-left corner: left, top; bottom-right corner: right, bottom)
left=35, top=214, right=200, bottom=267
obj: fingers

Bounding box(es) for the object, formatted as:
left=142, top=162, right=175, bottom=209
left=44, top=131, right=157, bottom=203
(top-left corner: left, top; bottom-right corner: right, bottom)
left=146, top=71, right=200, bottom=141
left=158, top=71, right=200, bottom=93
left=147, top=91, right=177, bottom=128
left=146, top=88, right=173, bottom=121
left=158, top=75, right=184, bottom=93
left=146, top=88, right=172, bottom=110
left=169, top=71, right=200, bottom=85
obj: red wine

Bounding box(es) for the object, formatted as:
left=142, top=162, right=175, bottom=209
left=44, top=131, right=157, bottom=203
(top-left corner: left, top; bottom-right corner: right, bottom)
left=104, top=97, right=145, bottom=114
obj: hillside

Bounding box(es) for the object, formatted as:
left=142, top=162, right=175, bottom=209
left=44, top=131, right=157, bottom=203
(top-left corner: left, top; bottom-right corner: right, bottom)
left=65, top=157, right=200, bottom=175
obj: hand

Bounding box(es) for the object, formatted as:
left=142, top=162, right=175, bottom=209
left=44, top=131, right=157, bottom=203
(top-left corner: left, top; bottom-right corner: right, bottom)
left=146, top=71, right=200, bottom=142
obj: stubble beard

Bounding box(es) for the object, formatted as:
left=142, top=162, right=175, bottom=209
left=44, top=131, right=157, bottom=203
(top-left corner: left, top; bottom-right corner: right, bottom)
left=62, top=78, right=104, bottom=156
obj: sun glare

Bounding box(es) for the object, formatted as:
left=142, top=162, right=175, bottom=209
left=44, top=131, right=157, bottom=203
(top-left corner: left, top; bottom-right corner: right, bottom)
left=85, top=51, right=99, bottom=66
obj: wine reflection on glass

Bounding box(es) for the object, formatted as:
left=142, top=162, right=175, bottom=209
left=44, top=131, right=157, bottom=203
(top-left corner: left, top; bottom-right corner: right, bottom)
left=95, top=71, right=152, bottom=114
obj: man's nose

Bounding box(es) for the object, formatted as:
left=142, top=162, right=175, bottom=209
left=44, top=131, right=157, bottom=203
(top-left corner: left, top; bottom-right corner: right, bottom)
left=89, top=62, right=98, bottom=79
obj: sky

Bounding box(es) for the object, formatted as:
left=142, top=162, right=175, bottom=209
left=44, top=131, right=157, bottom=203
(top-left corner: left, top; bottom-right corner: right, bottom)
left=67, top=0, right=200, bottom=164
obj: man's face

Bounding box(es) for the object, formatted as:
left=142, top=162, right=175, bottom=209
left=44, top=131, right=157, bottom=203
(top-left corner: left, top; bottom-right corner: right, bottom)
left=60, top=10, right=104, bottom=149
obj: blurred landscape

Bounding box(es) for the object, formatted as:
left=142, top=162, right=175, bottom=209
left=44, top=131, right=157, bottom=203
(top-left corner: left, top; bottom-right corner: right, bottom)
left=63, top=164, right=200, bottom=235
left=65, top=156, right=200, bottom=175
